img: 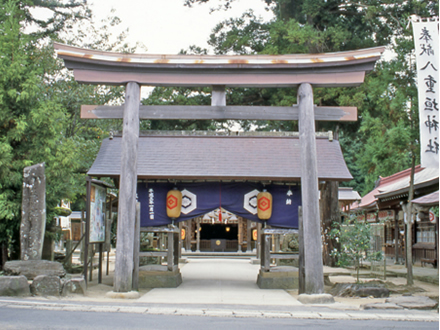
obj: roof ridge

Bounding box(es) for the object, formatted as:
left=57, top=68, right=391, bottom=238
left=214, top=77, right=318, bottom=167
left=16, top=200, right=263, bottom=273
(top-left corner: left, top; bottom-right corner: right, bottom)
left=111, top=130, right=334, bottom=139
left=378, top=165, right=423, bottom=186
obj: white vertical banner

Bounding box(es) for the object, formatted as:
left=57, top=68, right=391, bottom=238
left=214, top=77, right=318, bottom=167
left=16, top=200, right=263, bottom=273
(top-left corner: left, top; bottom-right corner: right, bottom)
left=412, top=19, right=439, bottom=169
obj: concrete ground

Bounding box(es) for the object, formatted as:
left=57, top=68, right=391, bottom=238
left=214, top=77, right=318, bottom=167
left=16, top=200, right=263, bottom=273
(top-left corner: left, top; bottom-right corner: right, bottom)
left=138, top=259, right=302, bottom=306
left=1, top=255, right=438, bottom=322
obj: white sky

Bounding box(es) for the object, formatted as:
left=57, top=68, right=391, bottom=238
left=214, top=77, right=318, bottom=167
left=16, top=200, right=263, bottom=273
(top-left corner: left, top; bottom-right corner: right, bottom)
left=88, top=0, right=274, bottom=54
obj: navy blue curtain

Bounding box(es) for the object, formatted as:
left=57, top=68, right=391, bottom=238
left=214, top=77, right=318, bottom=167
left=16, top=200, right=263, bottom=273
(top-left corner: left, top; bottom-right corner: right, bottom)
left=138, top=182, right=301, bottom=229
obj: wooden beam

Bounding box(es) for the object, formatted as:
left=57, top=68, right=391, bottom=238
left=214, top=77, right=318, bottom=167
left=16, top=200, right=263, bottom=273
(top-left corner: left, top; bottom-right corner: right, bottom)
left=298, top=83, right=325, bottom=294
left=81, top=105, right=357, bottom=121
left=55, top=43, right=384, bottom=87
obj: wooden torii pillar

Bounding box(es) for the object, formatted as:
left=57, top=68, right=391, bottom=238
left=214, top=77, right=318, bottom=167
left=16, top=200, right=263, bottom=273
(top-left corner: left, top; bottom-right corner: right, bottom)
left=55, top=43, right=384, bottom=294
left=113, top=82, right=140, bottom=292
left=298, top=83, right=324, bottom=293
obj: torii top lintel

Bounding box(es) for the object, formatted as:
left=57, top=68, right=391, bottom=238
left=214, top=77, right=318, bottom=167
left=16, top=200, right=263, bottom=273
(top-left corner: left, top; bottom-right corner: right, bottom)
left=54, top=43, right=384, bottom=88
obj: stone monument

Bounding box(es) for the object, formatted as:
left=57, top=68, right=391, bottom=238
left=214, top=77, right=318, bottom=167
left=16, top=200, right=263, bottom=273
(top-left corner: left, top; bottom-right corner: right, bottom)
left=20, top=163, right=46, bottom=260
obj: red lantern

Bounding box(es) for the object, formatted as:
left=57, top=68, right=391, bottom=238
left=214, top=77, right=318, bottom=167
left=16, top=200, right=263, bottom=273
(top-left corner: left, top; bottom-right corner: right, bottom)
left=257, top=190, right=272, bottom=220
left=166, top=188, right=182, bottom=218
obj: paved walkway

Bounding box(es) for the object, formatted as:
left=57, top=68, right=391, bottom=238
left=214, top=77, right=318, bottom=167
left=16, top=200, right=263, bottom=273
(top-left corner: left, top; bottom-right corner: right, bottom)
left=138, top=258, right=301, bottom=306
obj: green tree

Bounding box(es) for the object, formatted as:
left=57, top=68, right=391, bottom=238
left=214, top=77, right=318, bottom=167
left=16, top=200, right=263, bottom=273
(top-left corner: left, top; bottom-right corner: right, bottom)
left=0, top=1, right=134, bottom=264
left=328, top=218, right=383, bottom=283
left=0, top=0, right=84, bottom=259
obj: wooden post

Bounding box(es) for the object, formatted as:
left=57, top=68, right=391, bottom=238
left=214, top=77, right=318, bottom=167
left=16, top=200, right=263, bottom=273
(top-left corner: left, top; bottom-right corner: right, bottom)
left=89, top=244, right=93, bottom=282
left=263, top=233, right=271, bottom=271
left=167, top=231, right=174, bottom=272
left=394, top=213, right=399, bottom=264
left=174, top=231, right=179, bottom=267
left=256, top=223, right=262, bottom=259
left=436, top=214, right=439, bottom=277
left=84, top=177, right=92, bottom=287
left=406, top=157, right=416, bottom=286
left=211, top=85, right=226, bottom=106
left=114, top=82, right=140, bottom=292
left=178, top=222, right=183, bottom=258
left=298, top=206, right=305, bottom=294
left=186, top=220, right=191, bottom=251
left=98, top=243, right=103, bottom=284
left=298, top=83, right=324, bottom=294
left=132, top=202, right=140, bottom=291
left=65, top=239, right=72, bottom=269
left=247, top=220, right=252, bottom=252
left=107, top=196, right=113, bottom=276
left=196, top=219, right=200, bottom=252
left=260, top=231, right=265, bottom=270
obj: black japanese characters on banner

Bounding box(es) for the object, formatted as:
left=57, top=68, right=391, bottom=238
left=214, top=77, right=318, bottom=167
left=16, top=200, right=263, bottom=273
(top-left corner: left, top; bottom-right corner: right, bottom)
left=137, top=182, right=301, bottom=229
left=413, top=20, right=439, bottom=168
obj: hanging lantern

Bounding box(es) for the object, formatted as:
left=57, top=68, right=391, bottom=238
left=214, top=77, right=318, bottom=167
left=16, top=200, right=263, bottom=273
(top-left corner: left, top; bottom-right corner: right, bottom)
left=257, top=190, right=272, bottom=220
left=166, top=188, right=182, bottom=218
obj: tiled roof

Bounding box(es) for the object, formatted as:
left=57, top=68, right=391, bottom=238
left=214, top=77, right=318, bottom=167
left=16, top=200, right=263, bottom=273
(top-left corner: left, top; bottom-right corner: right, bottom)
left=358, top=165, right=423, bottom=209
left=88, top=134, right=352, bottom=182
left=412, top=190, right=439, bottom=206
left=376, top=167, right=439, bottom=200
left=357, top=166, right=439, bottom=209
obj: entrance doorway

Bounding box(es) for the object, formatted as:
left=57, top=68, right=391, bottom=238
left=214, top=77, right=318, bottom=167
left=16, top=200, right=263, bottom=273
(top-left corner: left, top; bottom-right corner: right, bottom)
left=179, top=209, right=257, bottom=253
left=199, top=223, right=238, bottom=252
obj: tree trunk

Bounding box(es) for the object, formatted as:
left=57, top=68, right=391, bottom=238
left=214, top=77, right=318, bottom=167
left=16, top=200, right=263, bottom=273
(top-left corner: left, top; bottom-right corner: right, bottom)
left=406, top=155, right=416, bottom=286
left=0, top=243, right=7, bottom=270
left=321, top=180, right=340, bottom=267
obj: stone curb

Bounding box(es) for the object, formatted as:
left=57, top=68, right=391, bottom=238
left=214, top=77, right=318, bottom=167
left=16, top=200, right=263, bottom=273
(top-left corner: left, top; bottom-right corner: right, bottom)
left=0, top=299, right=437, bottom=322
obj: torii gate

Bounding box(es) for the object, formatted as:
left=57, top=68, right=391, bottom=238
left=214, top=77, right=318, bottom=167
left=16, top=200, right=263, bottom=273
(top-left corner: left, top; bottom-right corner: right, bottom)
left=55, top=43, right=384, bottom=294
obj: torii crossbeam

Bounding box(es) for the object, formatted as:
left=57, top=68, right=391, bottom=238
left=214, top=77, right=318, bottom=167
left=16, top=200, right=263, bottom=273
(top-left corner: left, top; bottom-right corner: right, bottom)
left=55, top=43, right=384, bottom=295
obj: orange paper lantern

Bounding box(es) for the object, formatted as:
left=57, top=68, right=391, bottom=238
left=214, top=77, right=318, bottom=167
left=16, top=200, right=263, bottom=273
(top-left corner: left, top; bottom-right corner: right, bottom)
left=257, top=190, right=272, bottom=220
left=166, top=189, right=182, bottom=218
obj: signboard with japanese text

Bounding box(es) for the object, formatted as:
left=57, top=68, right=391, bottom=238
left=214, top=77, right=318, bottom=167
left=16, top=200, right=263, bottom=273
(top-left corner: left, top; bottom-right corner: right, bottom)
left=378, top=210, right=395, bottom=222
left=366, top=213, right=377, bottom=223
left=89, top=184, right=106, bottom=243
left=413, top=19, right=439, bottom=169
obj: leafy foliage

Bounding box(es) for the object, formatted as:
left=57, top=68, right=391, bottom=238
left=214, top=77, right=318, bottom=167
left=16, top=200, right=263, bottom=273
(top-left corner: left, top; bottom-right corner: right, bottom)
left=178, top=0, right=438, bottom=195
left=0, top=1, right=134, bottom=259
left=0, top=0, right=83, bottom=255
left=328, top=218, right=383, bottom=283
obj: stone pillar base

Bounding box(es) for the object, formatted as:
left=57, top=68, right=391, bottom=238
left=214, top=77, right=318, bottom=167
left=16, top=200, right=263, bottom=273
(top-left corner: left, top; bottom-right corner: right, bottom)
left=139, top=268, right=182, bottom=288
left=257, top=268, right=298, bottom=289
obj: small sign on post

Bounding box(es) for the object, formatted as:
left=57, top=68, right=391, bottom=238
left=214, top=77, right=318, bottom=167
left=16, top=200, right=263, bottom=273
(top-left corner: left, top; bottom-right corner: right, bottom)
left=89, top=183, right=106, bottom=244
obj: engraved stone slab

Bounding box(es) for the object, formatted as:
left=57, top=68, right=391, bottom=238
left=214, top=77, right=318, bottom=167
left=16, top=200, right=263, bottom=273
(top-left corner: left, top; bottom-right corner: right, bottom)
left=21, top=163, right=46, bottom=260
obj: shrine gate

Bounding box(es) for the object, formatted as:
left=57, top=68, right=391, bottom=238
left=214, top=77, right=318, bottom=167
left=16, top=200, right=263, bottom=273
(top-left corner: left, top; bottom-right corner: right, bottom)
left=55, top=43, right=384, bottom=294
